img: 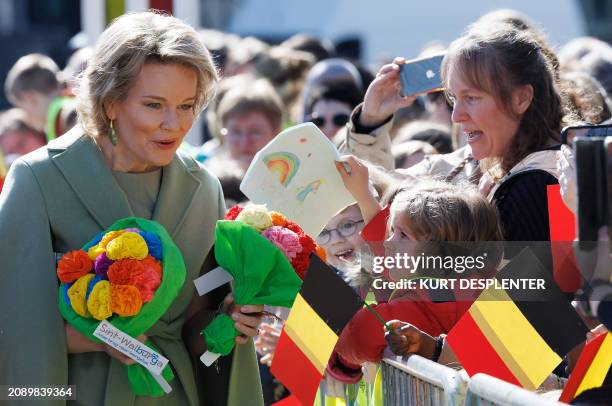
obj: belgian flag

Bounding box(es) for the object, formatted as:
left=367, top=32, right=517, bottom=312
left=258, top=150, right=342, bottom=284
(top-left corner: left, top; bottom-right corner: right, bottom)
left=560, top=332, right=612, bottom=402
left=271, top=255, right=364, bottom=405
left=446, top=248, right=588, bottom=390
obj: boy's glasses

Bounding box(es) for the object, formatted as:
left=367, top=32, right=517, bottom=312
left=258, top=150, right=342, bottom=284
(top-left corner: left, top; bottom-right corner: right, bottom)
left=308, top=113, right=350, bottom=128
left=317, top=219, right=364, bottom=245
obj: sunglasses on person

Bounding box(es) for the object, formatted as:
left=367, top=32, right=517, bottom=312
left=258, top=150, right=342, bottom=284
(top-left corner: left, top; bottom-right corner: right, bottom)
left=308, top=113, right=350, bottom=128
left=317, top=219, right=365, bottom=245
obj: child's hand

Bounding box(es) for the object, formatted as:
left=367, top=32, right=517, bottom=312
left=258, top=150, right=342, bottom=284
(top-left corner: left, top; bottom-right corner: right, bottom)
left=335, top=155, right=372, bottom=202
left=335, top=155, right=382, bottom=224
left=254, top=322, right=282, bottom=366
left=384, top=320, right=435, bottom=359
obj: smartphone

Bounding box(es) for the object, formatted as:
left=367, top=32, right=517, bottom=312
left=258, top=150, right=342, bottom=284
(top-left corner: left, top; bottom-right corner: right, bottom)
left=560, top=123, right=612, bottom=146
left=575, top=136, right=611, bottom=250
left=399, top=54, right=445, bottom=97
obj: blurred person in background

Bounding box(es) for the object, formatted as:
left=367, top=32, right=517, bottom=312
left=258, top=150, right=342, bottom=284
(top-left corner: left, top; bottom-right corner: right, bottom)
left=558, top=36, right=611, bottom=68
left=189, top=74, right=253, bottom=162
left=559, top=36, right=612, bottom=95
left=223, top=36, right=270, bottom=77
left=205, top=78, right=284, bottom=174
left=4, top=53, right=60, bottom=140
left=299, top=58, right=364, bottom=121
left=254, top=46, right=314, bottom=124
left=560, top=71, right=612, bottom=124
left=304, top=80, right=362, bottom=140
left=393, top=120, right=453, bottom=154
left=280, top=33, right=335, bottom=63
left=0, top=108, right=47, bottom=166
left=62, top=46, right=93, bottom=94
left=43, top=46, right=96, bottom=140
left=198, top=29, right=242, bottom=77
left=393, top=140, right=438, bottom=169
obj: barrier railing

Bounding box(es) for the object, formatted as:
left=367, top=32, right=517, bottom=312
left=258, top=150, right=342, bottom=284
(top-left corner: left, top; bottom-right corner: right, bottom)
left=463, top=374, right=565, bottom=406
left=381, top=355, right=468, bottom=405
left=318, top=356, right=565, bottom=405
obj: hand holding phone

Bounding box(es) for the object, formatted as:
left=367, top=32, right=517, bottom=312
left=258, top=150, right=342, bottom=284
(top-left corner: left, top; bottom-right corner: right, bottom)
left=360, top=57, right=417, bottom=127
left=399, top=54, right=445, bottom=97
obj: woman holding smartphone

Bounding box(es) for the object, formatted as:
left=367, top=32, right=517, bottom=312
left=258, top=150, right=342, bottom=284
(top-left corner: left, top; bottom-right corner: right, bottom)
left=345, top=22, right=566, bottom=242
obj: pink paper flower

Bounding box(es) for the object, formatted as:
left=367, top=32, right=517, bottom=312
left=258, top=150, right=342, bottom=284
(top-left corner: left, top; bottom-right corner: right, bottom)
left=262, top=226, right=302, bottom=260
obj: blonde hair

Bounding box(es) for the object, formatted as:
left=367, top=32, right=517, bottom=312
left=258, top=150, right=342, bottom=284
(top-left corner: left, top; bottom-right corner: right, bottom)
left=387, top=179, right=502, bottom=242
left=76, top=11, right=218, bottom=139
left=387, top=179, right=504, bottom=273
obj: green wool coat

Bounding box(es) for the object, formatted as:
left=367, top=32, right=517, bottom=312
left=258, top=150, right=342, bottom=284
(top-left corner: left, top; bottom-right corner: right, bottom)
left=0, top=128, right=263, bottom=406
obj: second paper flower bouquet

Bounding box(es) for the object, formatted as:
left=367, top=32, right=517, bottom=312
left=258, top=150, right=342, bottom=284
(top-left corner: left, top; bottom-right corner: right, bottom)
left=200, top=204, right=326, bottom=360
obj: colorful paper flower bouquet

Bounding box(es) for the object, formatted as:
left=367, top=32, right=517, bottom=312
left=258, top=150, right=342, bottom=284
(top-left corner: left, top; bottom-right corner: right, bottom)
left=198, top=204, right=326, bottom=363
left=56, top=217, right=186, bottom=397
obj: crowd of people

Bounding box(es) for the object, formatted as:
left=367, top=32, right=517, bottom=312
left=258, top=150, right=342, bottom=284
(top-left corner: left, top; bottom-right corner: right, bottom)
left=0, top=7, right=611, bottom=406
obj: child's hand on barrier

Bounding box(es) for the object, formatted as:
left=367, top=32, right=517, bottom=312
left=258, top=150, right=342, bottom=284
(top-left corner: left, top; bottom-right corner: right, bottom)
left=384, top=320, right=435, bottom=359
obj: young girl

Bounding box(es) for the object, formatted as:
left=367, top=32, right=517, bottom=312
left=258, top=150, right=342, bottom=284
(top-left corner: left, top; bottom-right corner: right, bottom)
left=327, top=155, right=503, bottom=383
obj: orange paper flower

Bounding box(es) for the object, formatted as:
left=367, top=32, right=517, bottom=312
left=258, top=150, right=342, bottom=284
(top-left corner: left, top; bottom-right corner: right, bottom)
left=111, top=284, right=143, bottom=316
left=107, top=257, right=161, bottom=302
left=107, top=259, right=145, bottom=285
left=315, top=244, right=327, bottom=262
left=57, top=250, right=94, bottom=283
left=270, top=211, right=288, bottom=227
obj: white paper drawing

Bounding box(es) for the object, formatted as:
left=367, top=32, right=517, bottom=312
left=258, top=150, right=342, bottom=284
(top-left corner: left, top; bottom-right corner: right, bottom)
left=240, top=122, right=355, bottom=236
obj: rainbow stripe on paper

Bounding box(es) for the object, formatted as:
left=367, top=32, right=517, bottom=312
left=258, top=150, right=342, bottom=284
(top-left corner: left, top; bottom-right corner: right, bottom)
left=263, top=152, right=300, bottom=187
left=296, top=179, right=323, bottom=202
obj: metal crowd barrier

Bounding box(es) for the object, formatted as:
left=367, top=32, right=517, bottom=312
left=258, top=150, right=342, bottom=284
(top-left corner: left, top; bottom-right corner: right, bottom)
left=381, top=355, right=468, bottom=405
left=463, top=374, right=565, bottom=406
left=318, top=356, right=564, bottom=405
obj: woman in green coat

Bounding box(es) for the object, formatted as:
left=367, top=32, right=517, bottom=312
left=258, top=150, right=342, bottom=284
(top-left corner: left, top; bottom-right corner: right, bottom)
left=0, top=12, right=263, bottom=406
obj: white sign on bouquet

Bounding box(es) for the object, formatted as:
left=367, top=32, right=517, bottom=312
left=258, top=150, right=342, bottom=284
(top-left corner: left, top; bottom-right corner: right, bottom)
left=93, top=320, right=172, bottom=393
left=240, top=123, right=354, bottom=236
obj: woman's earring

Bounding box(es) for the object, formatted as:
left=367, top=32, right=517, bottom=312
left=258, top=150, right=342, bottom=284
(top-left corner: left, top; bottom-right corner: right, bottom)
left=107, top=120, right=118, bottom=146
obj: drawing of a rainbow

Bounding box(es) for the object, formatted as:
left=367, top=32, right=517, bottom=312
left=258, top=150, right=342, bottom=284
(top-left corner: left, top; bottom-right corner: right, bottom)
left=263, top=151, right=300, bottom=187
left=296, top=179, right=323, bottom=202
